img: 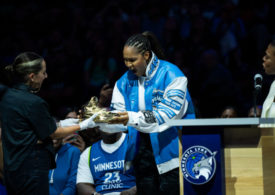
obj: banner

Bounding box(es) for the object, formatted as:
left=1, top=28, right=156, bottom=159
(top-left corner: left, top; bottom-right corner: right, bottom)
left=181, top=130, right=224, bottom=195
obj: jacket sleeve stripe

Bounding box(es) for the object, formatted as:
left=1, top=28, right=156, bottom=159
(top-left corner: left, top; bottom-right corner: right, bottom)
left=153, top=111, right=165, bottom=125
left=157, top=105, right=176, bottom=119
left=166, top=89, right=185, bottom=99
left=161, top=98, right=182, bottom=111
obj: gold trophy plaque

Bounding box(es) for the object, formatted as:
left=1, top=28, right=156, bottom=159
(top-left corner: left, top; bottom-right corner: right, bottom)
left=80, top=96, right=119, bottom=123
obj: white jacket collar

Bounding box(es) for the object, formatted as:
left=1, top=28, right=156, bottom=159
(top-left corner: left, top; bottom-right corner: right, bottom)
left=145, top=52, right=159, bottom=78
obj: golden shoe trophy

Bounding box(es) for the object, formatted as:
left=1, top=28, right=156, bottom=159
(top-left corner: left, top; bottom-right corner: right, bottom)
left=80, top=96, right=119, bottom=123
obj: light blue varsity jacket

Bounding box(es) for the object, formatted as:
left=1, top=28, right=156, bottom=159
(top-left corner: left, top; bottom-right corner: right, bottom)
left=111, top=52, right=195, bottom=174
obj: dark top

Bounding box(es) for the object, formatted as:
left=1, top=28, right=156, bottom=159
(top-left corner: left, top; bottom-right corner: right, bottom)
left=133, top=133, right=158, bottom=177
left=0, top=83, right=56, bottom=171
left=0, top=84, right=7, bottom=96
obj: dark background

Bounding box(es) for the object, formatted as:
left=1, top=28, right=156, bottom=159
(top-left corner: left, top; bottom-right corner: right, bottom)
left=0, top=0, right=274, bottom=119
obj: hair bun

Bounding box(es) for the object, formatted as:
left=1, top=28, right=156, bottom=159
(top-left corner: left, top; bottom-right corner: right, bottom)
left=5, top=64, right=14, bottom=72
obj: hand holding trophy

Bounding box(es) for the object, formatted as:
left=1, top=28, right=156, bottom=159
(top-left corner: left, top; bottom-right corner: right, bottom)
left=107, top=112, right=129, bottom=126
left=79, top=96, right=119, bottom=123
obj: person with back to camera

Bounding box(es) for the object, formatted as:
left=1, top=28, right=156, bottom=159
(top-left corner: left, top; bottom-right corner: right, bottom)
left=108, top=31, right=196, bottom=195
left=0, top=52, right=99, bottom=195
left=261, top=39, right=275, bottom=125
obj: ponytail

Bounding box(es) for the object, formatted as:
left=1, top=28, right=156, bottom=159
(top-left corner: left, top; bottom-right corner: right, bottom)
left=142, top=31, right=166, bottom=60
left=0, top=64, right=14, bottom=86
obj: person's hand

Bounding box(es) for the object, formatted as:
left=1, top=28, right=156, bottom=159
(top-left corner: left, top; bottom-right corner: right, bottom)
left=120, top=186, right=137, bottom=195
left=79, top=113, right=99, bottom=130
left=63, top=134, right=86, bottom=152
left=98, top=84, right=113, bottom=107
left=108, top=112, right=129, bottom=126
left=59, top=118, right=79, bottom=127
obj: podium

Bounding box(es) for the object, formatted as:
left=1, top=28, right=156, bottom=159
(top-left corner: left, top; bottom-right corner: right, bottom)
left=168, top=118, right=275, bottom=195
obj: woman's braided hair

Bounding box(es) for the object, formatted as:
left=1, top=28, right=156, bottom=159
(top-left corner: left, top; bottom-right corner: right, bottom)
left=124, top=31, right=166, bottom=60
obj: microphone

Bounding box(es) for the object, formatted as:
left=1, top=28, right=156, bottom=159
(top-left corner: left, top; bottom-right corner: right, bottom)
left=254, top=73, right=263, bottom=90
left=253, top=73, right=263, bottom=117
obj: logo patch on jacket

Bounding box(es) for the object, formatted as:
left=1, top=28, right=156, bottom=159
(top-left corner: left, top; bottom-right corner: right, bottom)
left=152, top=89, right=164, bottom=108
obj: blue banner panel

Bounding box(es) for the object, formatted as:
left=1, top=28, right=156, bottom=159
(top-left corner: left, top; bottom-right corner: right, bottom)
left=181, top=133, right=223, bottom=195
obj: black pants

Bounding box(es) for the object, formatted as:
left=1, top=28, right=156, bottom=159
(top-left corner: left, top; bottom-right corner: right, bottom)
left=4, top=145, right=51, bottom=195
left=133, top=133, right=179, bottom=195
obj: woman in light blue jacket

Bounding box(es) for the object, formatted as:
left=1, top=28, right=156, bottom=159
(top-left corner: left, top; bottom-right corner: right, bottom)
left=109, top=31, right=195, bottom=195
